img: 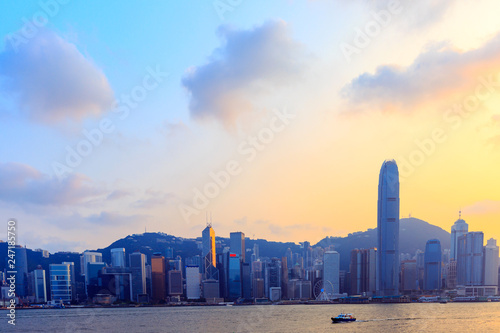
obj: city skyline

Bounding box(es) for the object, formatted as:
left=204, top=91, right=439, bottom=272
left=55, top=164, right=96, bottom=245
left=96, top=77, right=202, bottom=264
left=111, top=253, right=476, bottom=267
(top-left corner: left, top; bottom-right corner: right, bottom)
left=1, top=2, right=500, bottom=253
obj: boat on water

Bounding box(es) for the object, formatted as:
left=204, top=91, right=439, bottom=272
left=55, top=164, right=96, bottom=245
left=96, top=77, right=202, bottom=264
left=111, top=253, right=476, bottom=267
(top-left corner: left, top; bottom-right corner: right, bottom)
left=331, top=313, right=356, bottom=323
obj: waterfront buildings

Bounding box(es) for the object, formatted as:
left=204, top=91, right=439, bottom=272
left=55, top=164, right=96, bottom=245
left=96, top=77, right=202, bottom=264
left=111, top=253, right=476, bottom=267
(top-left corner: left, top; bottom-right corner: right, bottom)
left=451, top=215, right=468, bottom=260
left=457, top=232, right=484, bottom=286
left=129, top=252, right=147, bottom=302
left=377, top=160, right=400, bottom=296
left=151, top=253, right=166, bottom=302
left=484, top=238, right=499, bottom=287
left=349, top=248, right=377, bottom=295
left=230, top=232, right=245, bottom=262
left=323, top=251, right=340, bottom=297
left=424, top=239, right=442, bottom=291
left=186, top=265, right=201, bottom=299
left=49, top=263, right=73, bottom=304
left=401, top=260, right=417, bottom=292
left=111, top=248, right=126, bottom=268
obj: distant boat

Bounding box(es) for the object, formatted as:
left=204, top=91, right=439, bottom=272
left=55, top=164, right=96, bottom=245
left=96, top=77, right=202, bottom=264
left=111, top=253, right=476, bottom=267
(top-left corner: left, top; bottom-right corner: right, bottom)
left=331, top=313, right=356, bottom=323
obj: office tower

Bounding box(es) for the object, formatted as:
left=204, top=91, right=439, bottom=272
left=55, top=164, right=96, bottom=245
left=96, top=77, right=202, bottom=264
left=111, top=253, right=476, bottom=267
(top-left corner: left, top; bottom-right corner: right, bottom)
left=80, top=251, right=103, bottom=276
left=457, top=232, right=484, bottom=286
left=281, top=256, right=289, bottom=299
left=401, top=260, right=417, bottom=292
left=424, top=239, right=442, bottom=291
left=13, top=246, right=28, bottom=298
left=86, top=262, right=106, bottom=299
left=415, top=250, right=425, bottom=290
left=168, top=270, right=183, bottom=296
left=253, top=278, right=265, bottom=298
left=303, top=241, right=312, bottom=269
left=450, top=213, right=468, bottom=260
left=230, top=232, right=245, bottom=262
left=446, top=259, right=457, bottom=289
left=253, top=243, right=259, bottom=260
left=241, top=262, right=251, bottom=300
left=165, top=247, right=174, bottom=259
left=101, top=267, right=133, bottom=301
left=323, top=251, right=340, bottom=297
left=62, top=262, right=76, bottom=301
left=228, top=253, right=242, bottom=300
left=111, top=248, right=126, bottom=268
left=202, top=279, right=220, bottom=299
left=349, top=248, right=377, bottom=295
left=265, top=258, right=282, bottom=299
left=129, top=252, right=147, bottom=302
left=202, top=224, right=218, bottom=280
left=186, top=265, right=201, bottom=299
left=31, top=266, right=47, bottom=303
left=484, top=238, right=499, bottom=286
left=151, top=253, right=166, bottom=302
left=377, top=159, right=400, bottom=296
left=50, top=263, right=73, bottom=304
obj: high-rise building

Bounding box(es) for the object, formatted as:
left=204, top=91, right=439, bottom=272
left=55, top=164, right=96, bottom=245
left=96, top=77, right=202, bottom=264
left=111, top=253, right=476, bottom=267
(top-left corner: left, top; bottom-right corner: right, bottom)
left=14, top=246, right=28, bottom=298
left=265, top=258, right=281, bottom=299
left=50, top=263, right=73, bottom=304
left=446, top=259, right=457, bottom=289
left=168, top=270, right=183, bottom=296
left=377, top=160, right=400, bottom=296
left=86, top=262, right=106, bottom=299
left=281, top=256, right=289, bottom=299
left=186, top=265, right=201, bottom=299
left=450, top=214, right=468, bottom=260
left=228, top=253, right=242, bottom=300
left=129, top=252, right=147, bottom=302
left=323, top=251, right=340, bottom=297
left=101, top=267, right=133, bottom=301
left=424, top=239, right=442, bottom=291
left=230, top=232, right=245, bottom=262
left=30, top=266, right=47, bottom=303
left=457, top=232, right=484, bottom=286
left=401, top=260, right=417, bottom=292
left=80, top=251, right=103, bottom=276
left=241, top=262, right=252, bottom=300
left=151, top=253, right=166, bottom=302
left=111, top=248, right=126, bottom=268
left=484, top=238, right=499, bottom=286
left=202, top=225, right=218, bottom=280
left=253, top=244, right=260, bottom=260
left=349, top=248, right=377, bottom=295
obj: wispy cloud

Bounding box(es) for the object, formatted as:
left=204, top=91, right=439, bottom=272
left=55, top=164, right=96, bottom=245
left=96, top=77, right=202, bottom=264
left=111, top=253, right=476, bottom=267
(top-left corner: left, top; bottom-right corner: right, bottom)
left=0, top=162, right=104, bottom=206
left=342, top=33, right=500, bottom=111
left=0, top=29, right=114, bottom=123
left=463, top=200, right=500, bottom=215
left=182, top=20, right=306, bottom=127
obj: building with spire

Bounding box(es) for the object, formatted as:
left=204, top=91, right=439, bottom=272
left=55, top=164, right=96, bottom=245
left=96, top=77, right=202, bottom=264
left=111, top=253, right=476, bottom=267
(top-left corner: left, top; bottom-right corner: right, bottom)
left=450, top=212, right=468, bottom=260
left=377, top=160, right=400, bottom=296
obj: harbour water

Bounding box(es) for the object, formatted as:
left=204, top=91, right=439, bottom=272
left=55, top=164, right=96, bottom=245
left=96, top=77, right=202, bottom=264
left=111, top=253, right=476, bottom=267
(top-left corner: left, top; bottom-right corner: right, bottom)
left=1, top=302, right=499, bottom=332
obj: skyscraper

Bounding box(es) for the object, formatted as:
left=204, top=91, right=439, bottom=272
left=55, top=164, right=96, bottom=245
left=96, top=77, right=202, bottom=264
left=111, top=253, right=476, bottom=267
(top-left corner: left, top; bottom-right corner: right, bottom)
left=377, top=160, right=400, bottom=296
left=457, top=232, right=484, bottom=286
left=186, top=265, right=201, bottom=299
left=80, top=251, right=103, bottom=277
left=111, top=248, right=126, bottom=268
left=349, top=248, right=377, bottom=295
left=50, top=263, right=73, bottom=304
left=228, top=253, right=242, bottom=300
left=265, top=258, right=282, bottom=299
left=230, top=232, right=245, bottom=262
left=151, top=253, right=166, bottom=302
left=202, top=224, right=218, bottom=280
left=129, top=252, right=147, bottom=302
left=32, top=266, right=47, bottom=303
left=450, top=213, right=468, bottom=260
left=484, top=238, right=499, bottom=286
left=323, top=251, right=340, bottom=297
left=424, top=239, right=442, bottom=291
left=14, top=246, right=28, bottom=298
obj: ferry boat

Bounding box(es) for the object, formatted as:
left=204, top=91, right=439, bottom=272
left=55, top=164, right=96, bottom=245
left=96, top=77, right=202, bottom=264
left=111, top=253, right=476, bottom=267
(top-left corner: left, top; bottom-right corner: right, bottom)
left=331, top=313, right=356, bottom=323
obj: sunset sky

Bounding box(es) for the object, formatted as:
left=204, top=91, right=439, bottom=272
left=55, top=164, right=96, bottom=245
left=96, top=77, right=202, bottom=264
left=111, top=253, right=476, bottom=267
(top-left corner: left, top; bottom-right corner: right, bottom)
left=1, top=1, right=500, bottom=252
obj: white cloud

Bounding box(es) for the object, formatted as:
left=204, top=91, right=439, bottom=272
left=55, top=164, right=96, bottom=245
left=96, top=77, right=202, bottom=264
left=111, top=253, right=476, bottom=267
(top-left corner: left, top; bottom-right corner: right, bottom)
left=0, top=29, right=114, bottom=123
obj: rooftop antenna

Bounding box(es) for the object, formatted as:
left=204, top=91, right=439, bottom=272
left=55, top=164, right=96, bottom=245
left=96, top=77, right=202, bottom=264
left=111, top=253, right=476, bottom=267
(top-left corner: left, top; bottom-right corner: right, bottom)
left=459, top=209, right=462, bottom=219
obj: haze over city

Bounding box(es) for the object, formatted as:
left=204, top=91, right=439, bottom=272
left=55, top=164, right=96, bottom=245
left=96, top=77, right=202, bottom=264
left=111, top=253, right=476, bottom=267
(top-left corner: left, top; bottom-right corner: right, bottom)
left=1, top=1, right=500, bottom=255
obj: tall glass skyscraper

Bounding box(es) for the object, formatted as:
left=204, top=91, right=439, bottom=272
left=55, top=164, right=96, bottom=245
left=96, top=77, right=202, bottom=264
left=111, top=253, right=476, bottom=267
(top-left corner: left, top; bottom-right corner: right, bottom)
left=323, top=251, right=340, bottom=297
left=457, top=232, right=484, bottom=286
left=111, top=248, right=126, bottom=268
left=230, top=232, right=245, bottom=262
left=129, top=252, right=147, bottom=302
left=228, top=253, right=242, bottom=300
left=202, top=224, right=218, bottom=280
left=484, top=238, right=499, bottom=286
left=424, top=239, right=442, bottom=291
left=377, top=160, right=400, bottom=296
left=450, top=215, right=468, bottom=260
left=49, top=263, right=73, bottom=304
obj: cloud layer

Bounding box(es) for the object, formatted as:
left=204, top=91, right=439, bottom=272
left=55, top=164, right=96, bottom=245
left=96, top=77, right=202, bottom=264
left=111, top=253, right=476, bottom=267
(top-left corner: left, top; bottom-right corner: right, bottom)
left=342, top=33, right=500, bottom=111
left=0, top=29, right=114, bottom=123
left=0, top=162, right=103, bottom=206
left=182, top=20, right=306, bottom=126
